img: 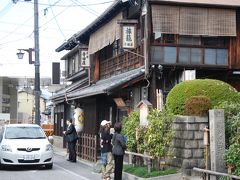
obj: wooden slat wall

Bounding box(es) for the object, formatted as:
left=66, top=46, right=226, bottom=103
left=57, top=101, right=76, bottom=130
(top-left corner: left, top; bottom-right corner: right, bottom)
left=235, top=9, right=240, bottom=69
left=229, top=9, right=240, bottom=69
left=82, top=99, right=97, bottom=134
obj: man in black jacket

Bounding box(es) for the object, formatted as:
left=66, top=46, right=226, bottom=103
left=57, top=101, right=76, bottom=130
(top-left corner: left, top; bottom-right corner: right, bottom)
left=63, top=119, right=78, bottom=162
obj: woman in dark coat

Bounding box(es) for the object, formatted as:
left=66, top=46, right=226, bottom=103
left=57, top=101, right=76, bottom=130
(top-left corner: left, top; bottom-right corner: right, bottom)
left=112, top=122, right=126, bottom=180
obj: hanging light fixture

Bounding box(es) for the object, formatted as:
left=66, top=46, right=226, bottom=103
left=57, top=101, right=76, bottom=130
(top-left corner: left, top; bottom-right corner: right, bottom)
left=16, top=50, right=24, bottom=59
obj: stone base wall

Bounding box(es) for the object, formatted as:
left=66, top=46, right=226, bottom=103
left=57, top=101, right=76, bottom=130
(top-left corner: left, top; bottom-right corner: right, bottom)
left=171, top=116, right=208, bottom=176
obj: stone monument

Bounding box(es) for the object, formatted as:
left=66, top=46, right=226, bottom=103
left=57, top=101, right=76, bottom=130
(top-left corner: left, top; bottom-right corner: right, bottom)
left=209, top=109, right=226, bottom=180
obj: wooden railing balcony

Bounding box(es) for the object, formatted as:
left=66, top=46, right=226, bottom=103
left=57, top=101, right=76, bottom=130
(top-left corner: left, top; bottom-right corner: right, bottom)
left=100, top=47, right=144, bottom=79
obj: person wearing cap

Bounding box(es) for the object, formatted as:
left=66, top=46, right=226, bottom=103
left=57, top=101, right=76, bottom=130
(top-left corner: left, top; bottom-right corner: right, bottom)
left=100, top=120, right=114, bottom=180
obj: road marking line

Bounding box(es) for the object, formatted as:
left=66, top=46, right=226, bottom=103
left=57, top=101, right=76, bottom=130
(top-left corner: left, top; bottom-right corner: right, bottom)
left=54, top=164, right=90, bottom=180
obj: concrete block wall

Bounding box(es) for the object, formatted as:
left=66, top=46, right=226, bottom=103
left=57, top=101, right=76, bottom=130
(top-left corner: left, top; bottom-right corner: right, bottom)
left=171, top=116, right=208, bottom=176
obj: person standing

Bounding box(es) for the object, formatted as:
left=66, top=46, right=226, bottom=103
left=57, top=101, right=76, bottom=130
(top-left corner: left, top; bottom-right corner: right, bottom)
left=112, top=122, right=126, bottom=180
left=100, top=120, right=114, bottom=180
left=63, top=119, right=78, bottom=162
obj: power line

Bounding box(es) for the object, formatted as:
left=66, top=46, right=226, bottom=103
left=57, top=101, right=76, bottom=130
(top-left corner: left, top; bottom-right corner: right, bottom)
left=32, top=1, right=114, bottom=7
left=39, top=1, right=75, bottom=32
left=0, top=0, right=68, bottom=45
left=0, top=20, right=78, bottom=33
left=71, top=0, right=99, bottom=16
left=0, top=0, right=113, bottom=47
left=47, top=0, right=67, bottom=40
left=0, top=2, right=14, bottom=18
left=0, top=36, right=31, bottom=47
left=0, top=13, right=33, bottom=42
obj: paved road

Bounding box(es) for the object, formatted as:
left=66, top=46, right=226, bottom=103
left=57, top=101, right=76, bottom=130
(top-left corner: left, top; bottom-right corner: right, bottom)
left=0, top=154, right=102, bottom=180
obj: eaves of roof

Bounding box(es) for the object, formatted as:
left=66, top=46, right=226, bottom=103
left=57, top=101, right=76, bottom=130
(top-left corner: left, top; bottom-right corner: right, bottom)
left=67, top=66, right=145, bottom=100
left=51, top=77, right=88, bottom=101
left=65, top=69, right=88, bottom=81
left=60, top=44, right=88, bottom=60
left=55, top=0, right=126, bottom=52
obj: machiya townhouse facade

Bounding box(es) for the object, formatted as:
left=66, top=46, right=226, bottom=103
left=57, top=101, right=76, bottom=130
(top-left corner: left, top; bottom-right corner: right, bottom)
left=52, top=0, right=240, bottom=151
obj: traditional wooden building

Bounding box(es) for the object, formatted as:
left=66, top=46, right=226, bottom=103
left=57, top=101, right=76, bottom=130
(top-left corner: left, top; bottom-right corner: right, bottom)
left=52, top=0, right=240, bottom=156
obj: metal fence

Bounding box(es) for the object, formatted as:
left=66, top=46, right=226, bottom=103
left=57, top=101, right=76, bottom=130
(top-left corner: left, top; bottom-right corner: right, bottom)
left=193, top=167, right=240, bottom=180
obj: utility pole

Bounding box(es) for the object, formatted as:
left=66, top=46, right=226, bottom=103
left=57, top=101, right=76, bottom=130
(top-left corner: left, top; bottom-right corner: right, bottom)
left=34, top=0, right=41, bottom=125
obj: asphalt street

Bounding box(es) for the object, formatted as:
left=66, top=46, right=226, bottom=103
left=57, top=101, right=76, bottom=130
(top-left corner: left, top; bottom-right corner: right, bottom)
left=0, top=154, right=102, bottom=180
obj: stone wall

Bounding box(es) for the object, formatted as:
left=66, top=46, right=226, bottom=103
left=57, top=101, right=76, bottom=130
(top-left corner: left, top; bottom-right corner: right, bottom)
left=171, top=116, right=208, bottom=176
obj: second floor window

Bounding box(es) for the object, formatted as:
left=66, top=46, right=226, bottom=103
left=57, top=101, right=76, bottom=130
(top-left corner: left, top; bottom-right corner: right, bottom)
left=67, top=53, right=80, bottom=76
left=154, top=34, right=229, bottom=48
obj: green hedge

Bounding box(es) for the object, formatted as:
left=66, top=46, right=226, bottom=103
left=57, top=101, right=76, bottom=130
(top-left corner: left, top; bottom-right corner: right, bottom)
left=122, top=111, right=140, bottom=152
left=184, top=96, right=211, bottom=116
left=166, top=79, right=240, bottom=115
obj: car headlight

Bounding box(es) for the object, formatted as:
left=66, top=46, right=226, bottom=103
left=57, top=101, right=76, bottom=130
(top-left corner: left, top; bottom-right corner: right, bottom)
left=45, top=144, right=53, bottom=151
left=1, top=145, right=12, bottom=152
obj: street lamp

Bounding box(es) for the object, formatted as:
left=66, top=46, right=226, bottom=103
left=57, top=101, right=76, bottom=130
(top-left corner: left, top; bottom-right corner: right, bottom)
left=16, top=48, right=35, bottom=64
left=16, top=0, right=41, bottom=125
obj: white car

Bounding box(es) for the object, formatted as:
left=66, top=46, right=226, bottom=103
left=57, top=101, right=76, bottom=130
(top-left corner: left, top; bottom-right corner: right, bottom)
left=0, top=124, right=53, bottom=169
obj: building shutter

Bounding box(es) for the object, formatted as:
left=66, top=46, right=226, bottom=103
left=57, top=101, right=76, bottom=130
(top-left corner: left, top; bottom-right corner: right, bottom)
left=151, top=5, right=179, bottom=34
left=151, top=5, right=236, bottom=36
left=88, top=13, right=122, bottom=55
left=179, top=7, right=208, bottom=35
left=208, top=8, right=236, bottom=36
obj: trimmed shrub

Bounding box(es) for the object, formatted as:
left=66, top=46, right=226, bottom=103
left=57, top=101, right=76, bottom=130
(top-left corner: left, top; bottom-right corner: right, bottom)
left=166, top=79, right=240, bottom=115
left=184, top=96, right=211, bottom=116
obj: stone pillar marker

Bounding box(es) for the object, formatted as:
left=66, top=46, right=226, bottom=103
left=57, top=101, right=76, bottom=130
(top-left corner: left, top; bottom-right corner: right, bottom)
left=209, top=109, right=226, bottom=180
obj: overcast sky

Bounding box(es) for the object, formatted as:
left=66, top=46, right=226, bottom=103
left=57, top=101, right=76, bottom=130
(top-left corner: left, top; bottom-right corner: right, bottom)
left=0, top=0, right=113, bottom=78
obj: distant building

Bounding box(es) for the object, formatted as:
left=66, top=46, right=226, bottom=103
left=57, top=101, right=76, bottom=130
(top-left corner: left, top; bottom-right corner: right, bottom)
left=0, top=77, right=18, bottom=124
left=18, top=90, right=46, bottom=124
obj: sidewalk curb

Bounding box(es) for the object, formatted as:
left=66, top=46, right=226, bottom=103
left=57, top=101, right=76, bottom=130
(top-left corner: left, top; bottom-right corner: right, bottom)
left=53, top=146, right=200, bottom=180
left=53, top=146, right=95, bottom=167
left=122, top=172, right=183, bottom=180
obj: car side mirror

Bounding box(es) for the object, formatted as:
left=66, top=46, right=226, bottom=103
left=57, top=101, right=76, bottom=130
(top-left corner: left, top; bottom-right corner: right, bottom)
left=48, top=136, right=54, bottom=145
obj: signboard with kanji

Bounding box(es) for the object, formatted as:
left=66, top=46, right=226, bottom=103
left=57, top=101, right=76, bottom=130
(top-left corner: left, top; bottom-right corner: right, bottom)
left=80, top=50, right=89, bottom=67
left=122, top=25, right=136, bottom=49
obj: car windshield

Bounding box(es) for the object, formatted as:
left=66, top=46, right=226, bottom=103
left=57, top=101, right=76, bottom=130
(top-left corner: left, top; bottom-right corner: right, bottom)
left=5, top=126, right=46, bottom=139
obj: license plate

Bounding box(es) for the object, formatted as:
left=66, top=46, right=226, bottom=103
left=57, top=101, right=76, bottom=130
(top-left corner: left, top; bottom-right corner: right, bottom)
left=23, top=155, right=35, bottom=160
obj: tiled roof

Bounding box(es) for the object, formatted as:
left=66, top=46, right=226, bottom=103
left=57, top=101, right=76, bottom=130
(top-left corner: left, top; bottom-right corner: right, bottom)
left=67, top=66, right=145, bottom=100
